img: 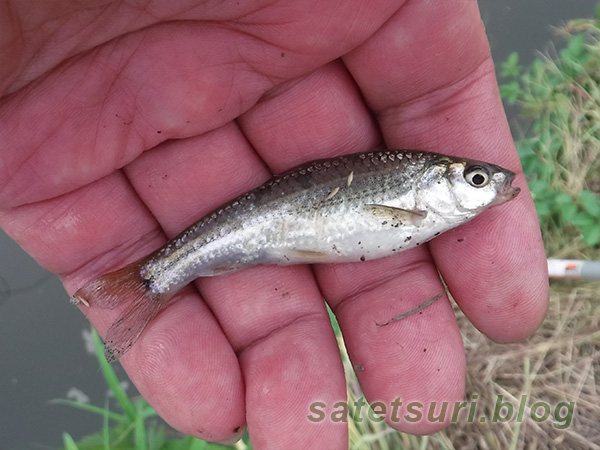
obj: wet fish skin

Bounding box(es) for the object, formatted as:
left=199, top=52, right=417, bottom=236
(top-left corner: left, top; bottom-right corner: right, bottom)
left=141, top=149, right=518, bottom=296
left=72, top=149, right=520, bottom=361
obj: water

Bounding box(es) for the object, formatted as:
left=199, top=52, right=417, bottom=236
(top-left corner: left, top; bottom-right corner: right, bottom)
left=1, top=1, right=598, bottom=448
left=0, top=229, right=116, bottom=449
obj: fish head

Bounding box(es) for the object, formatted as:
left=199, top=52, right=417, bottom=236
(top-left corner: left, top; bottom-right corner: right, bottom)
left=416, top=157, right=521, bottom=220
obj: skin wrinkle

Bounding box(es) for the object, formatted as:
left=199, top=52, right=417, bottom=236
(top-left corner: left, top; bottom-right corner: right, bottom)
left=93, top=55, right=138, bottom=174
left=232, top=309, right=326, bottom=357
left=122, top=126, right=270, bottom=237
left=0, top=1, right=25, bottom=90
left=133, top=127, right=271, bottom=231
left=329, top=255, right=436, bottom=315
left=3, top=2, right=114, bottom=93
left=0, top=121, right=51, bottom=209
left=382, top=72, right=521, bottom=174
left=342, top=1, right=489, bottom=112
left=230, top=1, right=322, bottom=42
left=3, top=1, right=215, bottom=93
left=238, top=61, right=382, bottom=172
left=4, top=3, right=249, bottom=93
left=0, top=170, right=162, bottom=277
left=0, top=2, right=548, bottom=445
left=60, top=225, right=165, bottom=287
left=195, top=264, right=329, bottom=349
left=380, top=58, right=495, bottom=129
left=0, top=13, right=394, bottom=208
left=224, top=29, right=289, bottom=86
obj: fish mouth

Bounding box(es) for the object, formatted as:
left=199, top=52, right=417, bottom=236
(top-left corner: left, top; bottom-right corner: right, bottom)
left=494, top=171, right=521, bottom=204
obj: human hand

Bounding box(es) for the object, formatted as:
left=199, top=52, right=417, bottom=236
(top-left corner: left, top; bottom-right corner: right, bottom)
left=0, top=1, right=548, bottom=448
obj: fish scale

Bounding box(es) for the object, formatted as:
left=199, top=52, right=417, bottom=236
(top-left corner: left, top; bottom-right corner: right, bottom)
left=71, top=149, right=520, bottom=361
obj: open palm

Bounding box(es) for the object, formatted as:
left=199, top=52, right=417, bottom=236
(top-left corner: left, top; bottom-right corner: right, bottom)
left=0, top=1, right=548, bottom=448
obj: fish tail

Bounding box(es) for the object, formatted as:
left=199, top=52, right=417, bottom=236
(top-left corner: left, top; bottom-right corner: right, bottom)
left=70, top=259, right=147, bottom=309
left=71, top=258, right=169, bottom=362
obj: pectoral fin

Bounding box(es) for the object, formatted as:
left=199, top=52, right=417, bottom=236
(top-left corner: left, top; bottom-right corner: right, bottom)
left=364, top=204, right=427, bottom=225
left=274, top=248, right=334, bottom=266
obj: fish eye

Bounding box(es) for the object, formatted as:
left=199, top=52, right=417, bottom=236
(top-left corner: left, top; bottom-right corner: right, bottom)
left=465, top=166, right=491, bottom=187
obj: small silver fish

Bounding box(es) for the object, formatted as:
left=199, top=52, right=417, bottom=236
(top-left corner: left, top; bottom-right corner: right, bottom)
left=72, top=149, right=520, bottom=361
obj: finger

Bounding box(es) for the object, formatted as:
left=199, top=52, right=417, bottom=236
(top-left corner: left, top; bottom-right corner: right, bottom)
left=239, top=59, right=464, bottom=434
left=342, top=0, right=548, bottom=342
left=0, top=170, right=246, bottom=442
left=0, top=3, right=405, bottom=445
left=125, top=120, right=348, bottom=448
left=2, top=0, right=283, bottom=94
left=200, top=266, right=348, bottom=449
left=0, top=22, right=273, bottom=208
left=0, top=1, right=400, bottom=208
left=319, top=253, right=465, bottom=436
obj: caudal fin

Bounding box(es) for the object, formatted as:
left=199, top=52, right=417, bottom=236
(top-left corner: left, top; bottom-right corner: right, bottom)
left=71, top=258, right=169, bottom=362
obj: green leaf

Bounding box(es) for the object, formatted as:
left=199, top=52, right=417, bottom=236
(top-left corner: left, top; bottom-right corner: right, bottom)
left=63, top=433, right=80, bottom=450
left=561, top=201, right=579, bottom=222
left=205, top=443, right=242, bottom=450
left=554, top=193, right=573, bottom=206
left=189, top=438, right=209, bottom=450
left=577, top=50, right=593, bottom=65
left=499, top=81, right=522, bottom=104
left=534, top=200, right=552, bottom=218
left=163, top=436, right=194, bottom=450
left=571, top=211, right=595, bottom=227
left=501, top=52, right=522, bottom=79
left=516, top=139, right=535, bottom=157
left=561, top=57, right=585, bottom=78
left=583, top=224, right=600, bottom=246
left=530, top=59, right=544, bottom=81
left=561, top=33, right=586, bottom=61
left=527, top=179, right=548, bottom=194
left=327, top=303, right=341, bottom=336
left=579, top=190, right=600, bottom=217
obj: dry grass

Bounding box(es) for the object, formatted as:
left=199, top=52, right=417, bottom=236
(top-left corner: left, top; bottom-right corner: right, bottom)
left=343, top=281, right=600, bottom=450
left=452, top=282, right=599, bottom=450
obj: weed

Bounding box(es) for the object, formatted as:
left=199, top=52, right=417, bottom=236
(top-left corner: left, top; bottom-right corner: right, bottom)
left=53, top=330, right=251, bottom=450
left=499, top=9, right=600, bottom=254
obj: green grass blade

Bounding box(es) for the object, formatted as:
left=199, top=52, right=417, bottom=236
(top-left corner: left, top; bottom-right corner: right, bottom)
left=326, top=302, right=341, bottom=336
left=189, top=438, right=208, bottom=450
left=50, top=399, right=128, bottom=424
left=103, top=397, right=111, bottom=450
left=62, top=432, right=80, bottom=450
left=91, top=329, right=137, bottom=420
left=134, top=403, right=147, bottom=450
